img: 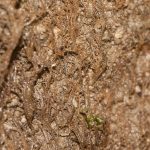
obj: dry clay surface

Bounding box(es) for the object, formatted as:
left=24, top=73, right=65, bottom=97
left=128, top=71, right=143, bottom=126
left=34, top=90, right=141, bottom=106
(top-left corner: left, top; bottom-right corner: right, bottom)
left=0, top=0, right=150, bottom=149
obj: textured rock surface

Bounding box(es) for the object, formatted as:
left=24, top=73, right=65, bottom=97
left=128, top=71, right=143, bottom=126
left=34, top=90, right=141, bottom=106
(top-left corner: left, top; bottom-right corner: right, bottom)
left=0, top=0, right=150, bottom=149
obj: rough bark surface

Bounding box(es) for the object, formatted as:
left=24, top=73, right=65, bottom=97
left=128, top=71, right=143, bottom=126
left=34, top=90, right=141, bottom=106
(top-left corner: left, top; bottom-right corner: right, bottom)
left=0, top=0, right=150, bottom=149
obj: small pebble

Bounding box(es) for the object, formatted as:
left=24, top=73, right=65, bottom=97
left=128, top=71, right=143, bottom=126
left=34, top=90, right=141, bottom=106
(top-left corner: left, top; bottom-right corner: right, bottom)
left=72, top=98, right=78, bottom=108
left=135, top=85, right=141, bottom=94
left=102, top=30, right=111, bottom=41
left=21, top=115, right=27, bottom=124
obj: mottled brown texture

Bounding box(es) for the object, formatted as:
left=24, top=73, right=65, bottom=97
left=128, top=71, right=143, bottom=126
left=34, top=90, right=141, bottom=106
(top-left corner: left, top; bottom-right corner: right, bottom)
left=0, top=0, right=150, bottom=149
